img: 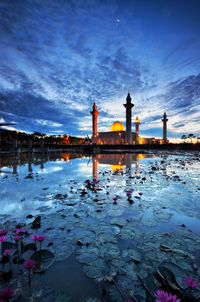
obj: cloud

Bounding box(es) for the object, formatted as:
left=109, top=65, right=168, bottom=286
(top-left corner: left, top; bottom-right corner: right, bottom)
left=0, top=0, right=199, bottom=138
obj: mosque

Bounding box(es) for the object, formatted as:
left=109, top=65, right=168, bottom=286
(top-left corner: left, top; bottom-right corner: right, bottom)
left=91, top=93, right=168, bottom=145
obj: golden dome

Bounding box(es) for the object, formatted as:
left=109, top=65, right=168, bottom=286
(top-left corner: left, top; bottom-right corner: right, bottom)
left=111, top=121, right=125, bottom=132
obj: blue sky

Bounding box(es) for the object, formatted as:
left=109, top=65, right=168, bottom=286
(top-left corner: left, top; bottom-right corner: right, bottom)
left=0, top=0, right=200, bottom=140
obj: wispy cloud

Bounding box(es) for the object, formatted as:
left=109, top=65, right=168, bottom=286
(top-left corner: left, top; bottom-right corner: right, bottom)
left=0, top=0, right=199, bottom=138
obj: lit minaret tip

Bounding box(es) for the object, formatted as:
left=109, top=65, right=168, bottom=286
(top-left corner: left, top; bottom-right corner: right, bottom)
left=91, top=102, right=99, bottom=144
left=123, top=93, right=134, bottom=144
left=135, top=116, right=140, bottom=136
left=162, top=112, right=168, bottom=142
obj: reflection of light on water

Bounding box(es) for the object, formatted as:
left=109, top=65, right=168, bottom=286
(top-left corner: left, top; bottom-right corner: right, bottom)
left=0, top=202, right=23, bottom=214
left=62, top=154, right=69, bottom=161
left=38, top=166, right=63, bottom=174
left=78, top=163, right=92, bottom=174
left=137, top=154, right=146, bottom=160
left=111, top=165, right=124, bottom=172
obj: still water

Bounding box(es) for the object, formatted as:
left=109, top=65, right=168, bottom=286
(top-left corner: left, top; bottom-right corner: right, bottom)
left=0, top=152, right=200, bottom=301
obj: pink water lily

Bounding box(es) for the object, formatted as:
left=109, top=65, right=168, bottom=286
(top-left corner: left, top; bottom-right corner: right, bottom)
left=36, top=235, right=45, bottom=242
left=0, top=288, right=14, bottom=301
left=3, top=249, right=10, bottom=256
left=0, top=235, right=7, bottom=243
left=14, top=228, right=25, bottom=235
left=183, top=276, right=198, bottom=289
left=23, top=259, right=36, bottom=270
left=155, top=289, right=180, bottom=302
left=14, top=235, right=22, bottom=241
left=31, top=235, right=45, bottom=242
left=0, top=230, right=8, bottom=236
left=23, top=259, right=36, bottom=287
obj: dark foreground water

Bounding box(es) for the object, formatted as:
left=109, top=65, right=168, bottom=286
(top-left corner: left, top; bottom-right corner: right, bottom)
left=0, top=152, right=200, bottom=301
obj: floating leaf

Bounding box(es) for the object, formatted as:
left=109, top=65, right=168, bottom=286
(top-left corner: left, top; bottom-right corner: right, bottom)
left=31, top=216, right=41, bottom=229
left=157, top=265, right=181, bottom=291
left=2, top=241, right=17, bottom=251
left=143, top=273, right=161, bottom=297
left=83, top=259, right=108, bottom=281
left=22, top=243, right=37, bottom=253
left=76, top=252, right=98, bottom=264
left=31, top=249, right=54, bottom=273
left=122, top=249, right=142, bottom=263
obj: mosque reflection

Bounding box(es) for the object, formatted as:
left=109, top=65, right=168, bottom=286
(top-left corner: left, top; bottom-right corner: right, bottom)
left=92, top=153, right=153, bottom=180
left=0, top=152, right=83, bottom=175
left=0, top=152, right=153, bottom=178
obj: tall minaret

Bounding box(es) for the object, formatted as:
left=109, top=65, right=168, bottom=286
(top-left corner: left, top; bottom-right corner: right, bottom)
left=123, top=93, right=134, bottom=144
left=135, top=116, right=140, bottom=144
left=91, top=102, right=99, bottom=144
left=162, top=112, right=168, bottom=143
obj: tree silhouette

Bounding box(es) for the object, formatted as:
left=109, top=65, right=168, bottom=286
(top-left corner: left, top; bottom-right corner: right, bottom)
left=188, top=133, right=194, bottom=143
left=181, top=134, right=187, bottom=143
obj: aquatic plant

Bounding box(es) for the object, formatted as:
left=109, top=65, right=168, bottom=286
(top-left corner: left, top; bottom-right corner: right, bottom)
left=23, top=259, right=36, bottom=287
left=0, top=230, right=8, bottom=237
left=14, top=228, right=25, bottom=236
left=31, top=234, right=45, bottom=250
left=13, top=235, right=22, bottom=242
left=183, top=276, right=198, bottom=289
left=0, top=236, right=7, bottom=243
left=155, top=289, right=180, bottom=302
left=0, top=288, right=14, bottom=302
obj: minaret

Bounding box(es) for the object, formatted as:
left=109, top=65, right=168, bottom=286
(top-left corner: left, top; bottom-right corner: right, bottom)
left=135, top=116, right=140, bottom=144
left=162, top=112, right=168, bottom=143
left=123, top=93, right=134, bottom=144
left=90, top=102, right=99, bottom=144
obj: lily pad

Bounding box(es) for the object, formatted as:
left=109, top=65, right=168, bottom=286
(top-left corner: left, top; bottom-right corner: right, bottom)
left=31, top=249, right=55, bottom=273
left=2, top=241, right=17, bottom=251
left=122, top=248, right=142, bottom=263
left=83, top=259, right=108, bottom=281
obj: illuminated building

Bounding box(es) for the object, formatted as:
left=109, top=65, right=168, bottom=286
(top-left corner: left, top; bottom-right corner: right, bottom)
left=91, top=93, right=168, bottom=145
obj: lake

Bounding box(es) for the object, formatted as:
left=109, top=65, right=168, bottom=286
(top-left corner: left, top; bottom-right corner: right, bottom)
left=0, top=151, right=200, bottom=301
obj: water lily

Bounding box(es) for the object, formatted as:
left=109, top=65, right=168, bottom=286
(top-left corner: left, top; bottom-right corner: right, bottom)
left=23, top=259, right=36, bottom=270
left=23, top=259, right=36, bottom=287
left=155, top=289, right=180, bottom=302
left=183, top=276, right=198, bottom=289
left=36, top=235, right=45, bottom=242
left=0, top=288, right=14, bottom=301
left=31, top=235, right=45, bottom=249
left=13, top=235, right=22, bottom=242
left=0, top=230, right=8, bottom=236
left=14, top=228, right=25, bottom=235
left=3, top=249, right=10, bottom=256
left=0, top=236, right=7, bottom=243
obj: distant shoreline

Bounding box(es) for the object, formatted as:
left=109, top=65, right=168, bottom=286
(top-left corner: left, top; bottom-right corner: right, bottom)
left=0, top=143, right=199, bottom=155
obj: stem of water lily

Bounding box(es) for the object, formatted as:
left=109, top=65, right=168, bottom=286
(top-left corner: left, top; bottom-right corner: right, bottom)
left=28, top=270, right=31, bottom=287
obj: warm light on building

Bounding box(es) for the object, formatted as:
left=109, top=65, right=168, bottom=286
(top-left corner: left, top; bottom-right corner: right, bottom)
left=135, top=116, right=140, bottom=123
left=111, top=121, right=125, bottom=132
left=138, top=137, right=145, bottom=144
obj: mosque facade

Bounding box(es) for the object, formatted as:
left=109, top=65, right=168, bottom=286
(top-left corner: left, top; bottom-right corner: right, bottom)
left=91, top=93, right=168, bottom=145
